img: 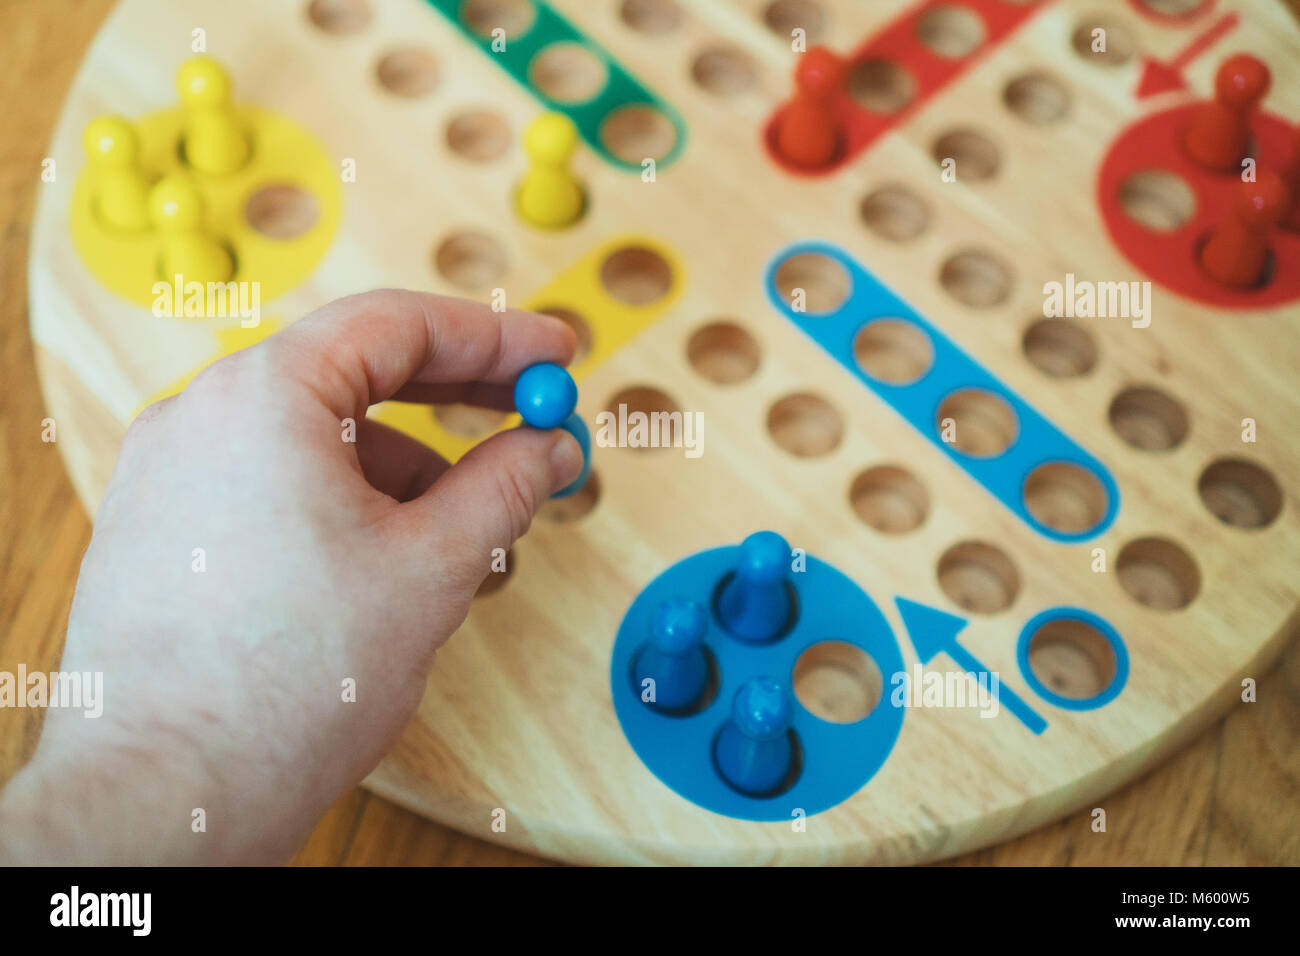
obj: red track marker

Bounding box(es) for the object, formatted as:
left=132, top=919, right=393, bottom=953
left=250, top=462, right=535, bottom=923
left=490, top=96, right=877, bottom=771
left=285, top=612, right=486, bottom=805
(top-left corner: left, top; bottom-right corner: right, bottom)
left=1136, top=11, right=1239, bottom=99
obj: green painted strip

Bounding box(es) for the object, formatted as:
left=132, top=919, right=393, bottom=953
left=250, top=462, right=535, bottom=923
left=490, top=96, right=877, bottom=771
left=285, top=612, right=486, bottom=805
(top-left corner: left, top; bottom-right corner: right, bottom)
left=423, top=0, right=686, bottom=171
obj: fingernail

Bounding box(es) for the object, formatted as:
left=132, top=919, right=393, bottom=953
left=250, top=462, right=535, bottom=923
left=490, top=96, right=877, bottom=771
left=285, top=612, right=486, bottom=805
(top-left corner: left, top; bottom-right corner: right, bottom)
left=549, top=431, right=584, bottom=493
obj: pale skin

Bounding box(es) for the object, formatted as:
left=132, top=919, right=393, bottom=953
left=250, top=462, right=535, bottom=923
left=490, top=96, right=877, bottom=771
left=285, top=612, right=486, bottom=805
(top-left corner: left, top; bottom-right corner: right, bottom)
left=0, top=290, right=583, bottom=864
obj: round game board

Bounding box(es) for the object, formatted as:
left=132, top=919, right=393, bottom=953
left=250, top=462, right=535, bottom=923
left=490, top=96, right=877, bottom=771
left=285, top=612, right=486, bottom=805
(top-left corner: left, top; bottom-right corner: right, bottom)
left=29, top=0, right=1300, bottom=863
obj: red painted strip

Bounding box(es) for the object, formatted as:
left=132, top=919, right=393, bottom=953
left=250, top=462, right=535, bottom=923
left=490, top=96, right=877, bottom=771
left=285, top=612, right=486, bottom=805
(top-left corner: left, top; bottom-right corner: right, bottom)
left=1171, top=11, right=1239, bottom=69
left=765, top=0, right=1053, bottom=175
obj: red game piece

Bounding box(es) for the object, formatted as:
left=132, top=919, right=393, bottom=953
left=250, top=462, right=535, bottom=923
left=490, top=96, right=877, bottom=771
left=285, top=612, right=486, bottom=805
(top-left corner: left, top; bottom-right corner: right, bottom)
left=1285, top=125, right=1300, bottom=232
left=1198, top=171, right=1290, bottom=287
left=774, top=47, right=847, bottom=170
left=1183, top=53, right=1271, bottom=172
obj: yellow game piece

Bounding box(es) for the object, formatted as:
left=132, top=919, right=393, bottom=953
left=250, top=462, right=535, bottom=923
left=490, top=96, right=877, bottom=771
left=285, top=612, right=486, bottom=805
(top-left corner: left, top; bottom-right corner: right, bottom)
left=516, top=112, right=584, bottom=230
left=83, top=115, right=150, bottom=233
left=177, top=55, right=249, bottom=175
left=148, top=176, right=233, bottom=283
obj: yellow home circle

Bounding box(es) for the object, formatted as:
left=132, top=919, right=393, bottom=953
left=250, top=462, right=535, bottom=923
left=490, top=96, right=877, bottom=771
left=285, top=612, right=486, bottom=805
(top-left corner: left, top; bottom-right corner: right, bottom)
left=373, top=236, right=685, bottom=462
left=72, top=104, right=340, bottom=308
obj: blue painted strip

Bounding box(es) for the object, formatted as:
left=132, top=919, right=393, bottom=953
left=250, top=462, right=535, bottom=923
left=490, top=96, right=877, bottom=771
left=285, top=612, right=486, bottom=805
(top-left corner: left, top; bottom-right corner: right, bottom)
left=765, top=242, right=1120, bottom=542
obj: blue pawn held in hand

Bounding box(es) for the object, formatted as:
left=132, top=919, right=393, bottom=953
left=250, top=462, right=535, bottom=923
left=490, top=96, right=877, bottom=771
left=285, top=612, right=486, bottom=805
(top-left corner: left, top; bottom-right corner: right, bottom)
left=717, top=530, right=793, bottom=642
left=715, top=677, right=795, bottom=796
left=513, top=362, right=589, bottom=498
left=514, top=362, right=578, bottom=429
left=636, top=598, right=710, bottom=712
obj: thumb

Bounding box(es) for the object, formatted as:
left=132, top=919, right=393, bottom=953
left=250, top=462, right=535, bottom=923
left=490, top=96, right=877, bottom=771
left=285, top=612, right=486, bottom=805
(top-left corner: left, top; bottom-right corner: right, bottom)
left=405, top=426, right=584, bottom=591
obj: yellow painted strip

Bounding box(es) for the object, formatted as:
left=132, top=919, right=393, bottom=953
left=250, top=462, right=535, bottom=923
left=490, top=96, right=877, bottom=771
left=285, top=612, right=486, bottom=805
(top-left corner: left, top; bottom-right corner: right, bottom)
left=373, top=235, right=684, bottom=461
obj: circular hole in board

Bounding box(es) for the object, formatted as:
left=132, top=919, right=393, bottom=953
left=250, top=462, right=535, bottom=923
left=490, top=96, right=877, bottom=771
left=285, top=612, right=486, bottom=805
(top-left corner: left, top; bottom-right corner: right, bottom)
left=433, top=231, right=507, bottom=291
left=433, top=403, right=507, bottom=438
left=767, top=392, right=844, bottom=458
left=1117, top=537, right=1201, bottom=610
left=1023, top=462, right=1109, bottom=535
left=849, top=465, right=929, bottom=534
left=461, top=0, right=537, bottom=39
left=536, top=305, right=593, bottom=363
left=1108, top=385, right=1189, bottom=451
left=792, top=641, right=883, bottom=723
left=937, top=540, right=1021, bottom=614
left=1026, top=617, right=1118, bottom=700
left=599, top=245, right=673, bottom=305
left=854, top=319, right=934, bottom=385
left=1071, top=17, right=1136, bottom=66
left=375, top=47, right=439, bottom=98
left=859, top=184, right=931, bottom=241
left=1003, top=72, right=1071, bottom=124
left=687, top=321, right=761, bottom=384
left=916, top=3, right=986, bottom=59
left=620, top=0, right=684, bottom=34
left=529, top=42, right=608, bottom=104
left=773, top=251, right=851, bottom=314
left=599, top=104, right=678, bottom=164
left=539, top=469, right=601, bottom=522
left=475, top=547, right=515, bottom=596
left=604, top=385, right=680, bottom=453
left=1198, top=457, right=1283, bottom=529
left=691, top=45, right=758, bottom=96
left=762, top=0, right=825, bottom=41
left=932, top=128, right=1000, bottom=181
left=445, top=110, right=510, bottom=161
left=1118, top=170, right=1196, bottom=232
left=1022, top=318, right=1098, bottom=378
left=245, top=184, right=319, bottom=239
left=307, top=0, right=371, bottom=34
left=937, top=388, right=1018, bottom=457
left=848, top=58, right=915, bottom=114
left=939, top=248, right=1013, bottom=307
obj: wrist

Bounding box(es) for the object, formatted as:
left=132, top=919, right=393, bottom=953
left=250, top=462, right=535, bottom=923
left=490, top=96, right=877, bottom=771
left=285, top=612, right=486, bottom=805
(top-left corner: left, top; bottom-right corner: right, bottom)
left=0, top=731, right=227, bottom=865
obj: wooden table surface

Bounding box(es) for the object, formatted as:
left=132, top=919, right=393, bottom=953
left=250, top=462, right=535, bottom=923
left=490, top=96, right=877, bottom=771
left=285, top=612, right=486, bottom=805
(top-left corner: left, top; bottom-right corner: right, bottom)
left=2, top=0, right=1297, bottom=866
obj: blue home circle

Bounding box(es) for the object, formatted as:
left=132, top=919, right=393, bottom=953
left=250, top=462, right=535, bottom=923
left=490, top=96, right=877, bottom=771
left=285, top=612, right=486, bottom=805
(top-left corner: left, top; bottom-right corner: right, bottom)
left=1016, top=607, right=1129, bottom=711
left=611, top=543, right=905, bottom=821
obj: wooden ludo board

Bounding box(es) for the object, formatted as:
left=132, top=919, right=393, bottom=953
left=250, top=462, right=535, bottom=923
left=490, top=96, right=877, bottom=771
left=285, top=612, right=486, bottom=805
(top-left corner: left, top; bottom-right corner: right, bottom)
left=29, top=0, right=1300, bottom=864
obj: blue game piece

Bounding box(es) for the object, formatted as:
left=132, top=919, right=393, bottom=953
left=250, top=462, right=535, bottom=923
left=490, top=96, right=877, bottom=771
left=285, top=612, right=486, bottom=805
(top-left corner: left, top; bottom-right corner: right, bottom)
left=635, top=598, right=709, bottom=712
left=552, top=411, right=591, bottom=499
left=714, top=677, right=794, bottom=796
left=717, top=530, right=792, bottom=641
left=514, top=362, right=578, bottom=429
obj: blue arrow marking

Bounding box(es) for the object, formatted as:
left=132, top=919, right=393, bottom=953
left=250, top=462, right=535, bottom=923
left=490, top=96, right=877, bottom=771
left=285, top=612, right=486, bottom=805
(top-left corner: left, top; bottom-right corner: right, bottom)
left=895, top=598, right=1047, bottom=735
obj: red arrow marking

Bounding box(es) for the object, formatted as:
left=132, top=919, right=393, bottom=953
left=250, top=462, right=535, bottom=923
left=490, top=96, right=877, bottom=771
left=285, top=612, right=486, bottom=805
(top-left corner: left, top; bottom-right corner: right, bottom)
left=1136, top=11, right=1240, bottom=99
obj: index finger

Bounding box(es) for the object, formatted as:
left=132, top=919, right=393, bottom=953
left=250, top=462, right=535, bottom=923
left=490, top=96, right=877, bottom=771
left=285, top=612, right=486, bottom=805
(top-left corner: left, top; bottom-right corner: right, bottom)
left=268, top=289, right=577, bottom=419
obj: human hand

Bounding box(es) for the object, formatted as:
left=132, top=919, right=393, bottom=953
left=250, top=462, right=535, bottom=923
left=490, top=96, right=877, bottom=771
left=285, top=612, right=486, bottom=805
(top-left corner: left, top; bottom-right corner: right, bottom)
left=0, top=289, right=582, bottom=864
